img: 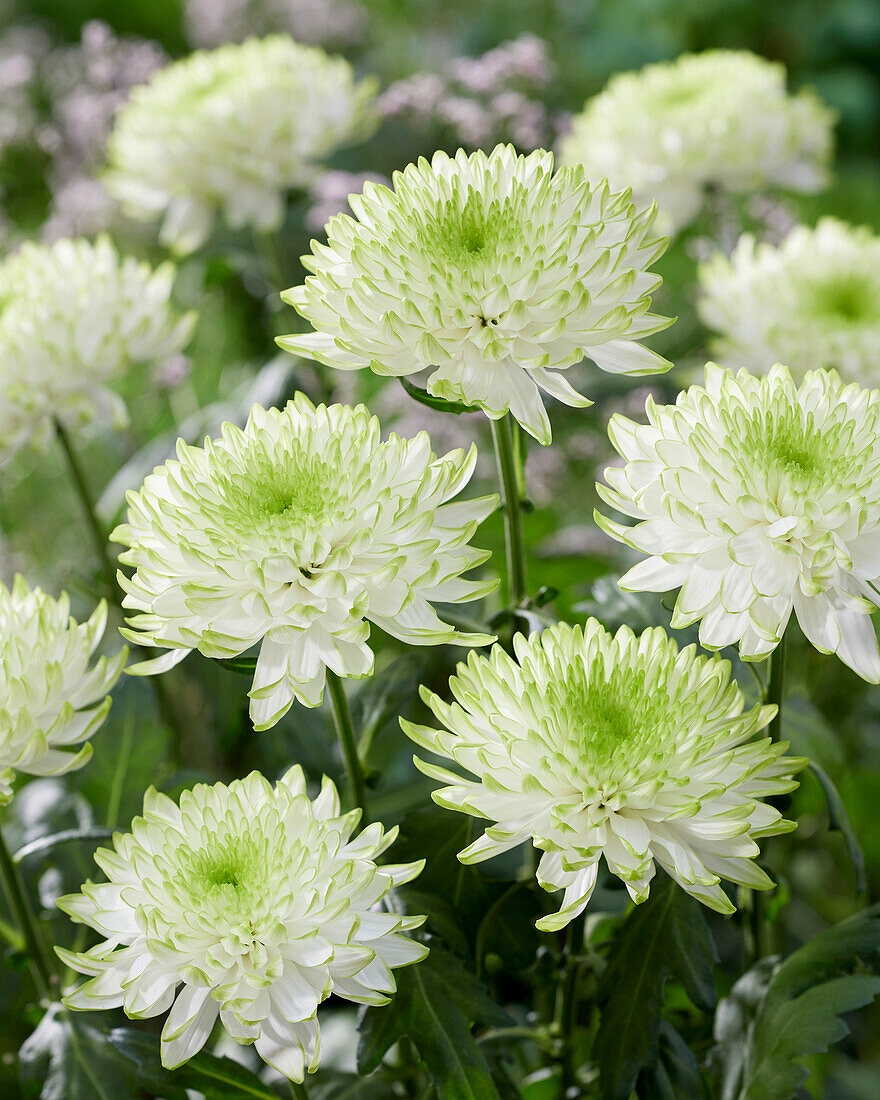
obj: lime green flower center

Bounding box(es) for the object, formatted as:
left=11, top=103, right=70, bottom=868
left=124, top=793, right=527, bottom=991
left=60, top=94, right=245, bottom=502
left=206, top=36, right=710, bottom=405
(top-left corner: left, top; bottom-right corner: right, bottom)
left=425, top=192, right=519, bottom=267
left=217, top=444, right=335, bottom=532
left=798, top=274, right=880, bottom=325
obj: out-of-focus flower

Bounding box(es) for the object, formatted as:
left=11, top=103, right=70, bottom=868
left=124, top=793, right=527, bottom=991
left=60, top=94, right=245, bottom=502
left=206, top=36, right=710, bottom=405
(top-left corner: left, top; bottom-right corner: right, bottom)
left=379, top=35, right=555, bottom=152
left=560, top=50, right=835, bottom=235
left=699, top=218, right=880, bottom=382
left=281, top=145, right=671, bottom=445
left=405, top=620, right=804, bottom=929
left=0, top=577, right=127, bottom=804
left=105, top=35, right=377, bottom=254
left=598, top=363, right=880, bottom=681
left=305, top=170, right=390, bottom=234
left=184, top=0, right=367, bottom=51
left=112, top=396, right=496, bottom=729
left=59, top=767, right=427, bottom=1080
left=0, top=236, right=195, bottom=456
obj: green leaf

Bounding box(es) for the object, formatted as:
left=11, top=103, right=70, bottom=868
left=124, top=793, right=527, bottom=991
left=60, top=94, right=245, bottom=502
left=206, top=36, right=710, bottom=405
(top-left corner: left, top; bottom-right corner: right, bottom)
left=216, top=655, right=259, bottom=676
left=399, top=377, right=477, bottom=415
left=712, top=905, right=880, bottom=1100
left=807, top=761, right=868, bottom=900
left=109, top=1027, right=285, bottom=1098
left=308, top=1070, right=401, bottom=1099
left=357, top=939, right=511, bottom=1100
left=19, top=1005, right=140, bottom=1100
left=638, top=1021, right=710, bottom=1100
left=595, top=873, right=717, bottom=1100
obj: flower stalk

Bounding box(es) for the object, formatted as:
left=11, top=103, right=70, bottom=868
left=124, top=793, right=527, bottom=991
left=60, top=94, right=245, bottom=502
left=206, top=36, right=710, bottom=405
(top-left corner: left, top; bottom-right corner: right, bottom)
left=491, top=415, right=528, bottom=607
left=0, top=826, right=53, bottom=1000
left=326, top=670, right=369, bottom=824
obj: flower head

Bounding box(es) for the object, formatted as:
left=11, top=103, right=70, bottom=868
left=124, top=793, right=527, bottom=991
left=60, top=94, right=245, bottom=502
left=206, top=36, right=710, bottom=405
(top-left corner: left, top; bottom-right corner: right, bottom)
left=559, top=50, right=835, bottom=235
left=113, top=395, right=496, bottom=728
left=105, top=35, right=377, bottom=254
left=58, top=767, right=426, bottom=1080
left=0, top=236, right=194, bottom=456
left=279, top=144, right=671, bottom=445
left=405, top=620, right=804, bottom=930
left=0, top=577, right=127, bottom=804
left=598, top=364, right=880, bottom=680
left=699, top=218, right=880, bottom=382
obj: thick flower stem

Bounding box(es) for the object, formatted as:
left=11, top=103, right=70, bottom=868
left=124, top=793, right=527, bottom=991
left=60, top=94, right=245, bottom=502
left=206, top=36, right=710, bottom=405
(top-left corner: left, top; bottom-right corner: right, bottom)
left=55, top=420, right=185, bottom=758
left=326, top=671, right=369, bottom=824
left=766, top=629, right=788, bottom=743
left=0, top=826, right=53, bottom=1001
left=490, top=415, right=528, bottom=607
left=289, top=1081, right=310, bottom=1099
left=554, top=916, right=583, bottom=1091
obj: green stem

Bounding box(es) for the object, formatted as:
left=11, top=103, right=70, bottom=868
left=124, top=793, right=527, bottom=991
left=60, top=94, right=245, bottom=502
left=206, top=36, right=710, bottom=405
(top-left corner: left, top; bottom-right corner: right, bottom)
left=766, top=630, right=788, bottom=743
left=0, top=826, right=52, bottom=1000
left=55, top=420, right=186, bottom=760
left=56, top=421, right=117, bottom=595
left=554, top=917, right=583, bottom=1091
left=326, top=671, right=369, bottom=824
left=289, top=1081, right=310, bottom=1100
left=490, top=416, right=528, bottom=607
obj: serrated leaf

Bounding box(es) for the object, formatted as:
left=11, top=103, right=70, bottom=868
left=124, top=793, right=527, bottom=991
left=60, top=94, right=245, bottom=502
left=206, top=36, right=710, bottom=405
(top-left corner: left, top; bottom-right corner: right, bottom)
left=357, top=939, right=511, bottom=1100
left=638, top=1021, right=710, bottom=1100
left=109, top=1027, right=285, bottom=1098
left=19, top=1005, right=140, bottom=1100
left=595, top=873, right=717, bottom=1100
left=399, top=377, right=477, bottom=415
left=807, top=761, right=867, bottom=900
left=307, top=1070, right=403, bottom=1099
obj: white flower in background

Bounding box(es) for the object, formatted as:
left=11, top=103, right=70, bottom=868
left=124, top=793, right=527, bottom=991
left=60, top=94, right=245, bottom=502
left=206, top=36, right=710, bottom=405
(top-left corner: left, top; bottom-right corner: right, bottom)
left=113, top=395, right=496, bottom=729
left=598, top=363, right=880, bottom=681
left=405, top=620, right=804, bottom=930
left=279, top=144, right=671, bottom=445
left=105, top=35, right=377, bottom=254
left=0, top=235, right=195, bottom=456
left=559, top=50, right=835, bottom=235
left=699, top=218, right=880, bottom=382
left=0, top=577, right=127, bottom=804
left=58, top=767, right=427, bottom=1080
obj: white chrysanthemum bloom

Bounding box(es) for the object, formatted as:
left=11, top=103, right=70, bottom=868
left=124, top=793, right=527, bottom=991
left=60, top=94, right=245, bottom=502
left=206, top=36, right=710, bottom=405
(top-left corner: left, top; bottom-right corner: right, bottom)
left=58, top=767, right=427, bottom=1080
left=0, top=577, right=128, bottom=804
left=112, top=395, right=496, bottom=729
left=0, top=236, right=195, bottom=456
left=279, top=144, right=671, bottom=445
left=699, top=218, right=880, bottom=382
left=404, top=621, right=804, bottom=930
left=105, top=35, right=377, bottom=254
left=559, top=50, right=835, bottom=235
left=597, top=363, right=880, bottom=681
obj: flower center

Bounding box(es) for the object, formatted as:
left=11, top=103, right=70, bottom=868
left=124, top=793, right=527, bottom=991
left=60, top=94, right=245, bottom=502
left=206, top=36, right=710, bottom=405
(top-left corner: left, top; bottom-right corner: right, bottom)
left=425, top=192, right=513, bottom=267
left=799, top=274, right=880, bottom=325
left=217, top=443, right=335, bottom=534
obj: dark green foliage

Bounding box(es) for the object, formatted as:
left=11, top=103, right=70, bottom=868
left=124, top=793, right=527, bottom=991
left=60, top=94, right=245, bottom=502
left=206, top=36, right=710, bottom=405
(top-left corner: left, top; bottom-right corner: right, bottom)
left=595, top=873, right=717, bottom=1100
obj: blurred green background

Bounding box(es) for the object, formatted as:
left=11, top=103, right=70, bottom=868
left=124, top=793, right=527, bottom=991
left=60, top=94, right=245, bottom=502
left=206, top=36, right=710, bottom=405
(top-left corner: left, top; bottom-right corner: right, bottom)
left=0, top=0, right=878, bottom=1096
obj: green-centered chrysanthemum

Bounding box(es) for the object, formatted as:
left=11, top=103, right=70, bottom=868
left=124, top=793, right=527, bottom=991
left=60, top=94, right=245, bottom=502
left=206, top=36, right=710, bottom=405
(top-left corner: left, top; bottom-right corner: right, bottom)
left=699, top=218, right=880, bottom=383
left=0, top=236, right=195, bottom=456
left=58, top=767, right=427, bottom=1081
left=105, top=35, right=377, bottom=254
left=559, top=50, right=835, bottom=235
left=0, top=576, right=127, bottom=804
left=598, top=363, right=880, bottom=680
left=404, top=621, right=804, bottom=930
left=112, top=394, right=496, bottom=729
left=279, top=144, right=672, bottom=445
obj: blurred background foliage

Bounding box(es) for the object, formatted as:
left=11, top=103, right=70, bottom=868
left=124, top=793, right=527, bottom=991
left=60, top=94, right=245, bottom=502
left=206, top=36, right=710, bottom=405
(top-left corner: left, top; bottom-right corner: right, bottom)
left=0, top=0, right=878, bottom=1097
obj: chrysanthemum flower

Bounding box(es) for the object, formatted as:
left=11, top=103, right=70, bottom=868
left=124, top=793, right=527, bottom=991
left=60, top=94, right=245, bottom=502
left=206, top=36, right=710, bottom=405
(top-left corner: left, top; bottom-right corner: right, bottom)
left=0, top=577, right=127, bottom=804
left=105, top=35, right=377, bottom=254
left=559, top=50, right=835, bottom=235
left=699, top=218, right=880, bottom=382
left=112, top=395, right=496, bottom=729
left=279, top=144, right=671, bottom=445
left=58, top=767, right=427, bottom=1080
left=0, top=236, right=195, bottom=456
left=598, top=364, right=880, bottom=681
left=404, top=621, right=804, bottom=930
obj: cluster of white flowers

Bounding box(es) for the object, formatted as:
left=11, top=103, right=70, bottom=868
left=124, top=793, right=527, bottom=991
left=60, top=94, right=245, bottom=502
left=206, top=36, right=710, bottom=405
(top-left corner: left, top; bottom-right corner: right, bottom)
left=598, top=364, right=880, bottom=681
left=405, top=620, right=805, bottom=929
left=113, top=395, right=496, bottom=728
left=105, top=35, right=377, bottom=253
left=58, top=767, right=427, bottom=1080
left=0, top=577, right=127, bottom=804
left=699, top=218, right=880, bottom=383
left=0, top=236, right=194, bottom=456
left=280, top=144, right=672, bottom=444
left=560, top=50, right=835, bottom=234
